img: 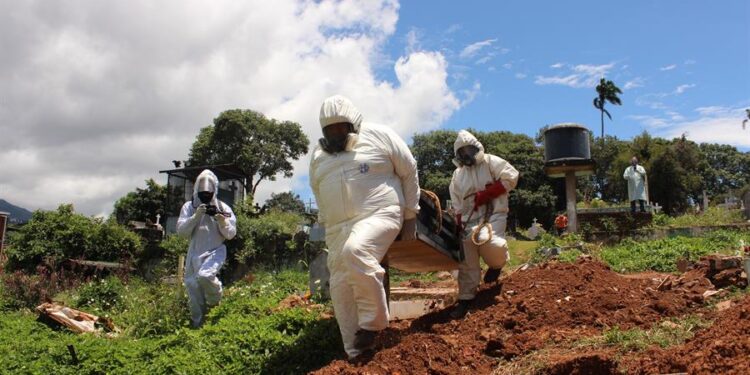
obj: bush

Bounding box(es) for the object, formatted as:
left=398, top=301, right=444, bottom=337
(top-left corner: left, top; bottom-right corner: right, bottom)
left=235, top=209, right=304, bottom=268
left=651, top=207, right=745, bottom=228
left=0, top=266, right=82, bottom=309
left=117, top=280, right=190, bottom=337
left=76, top=276, right=125, bottom=312
left=5, top=205, right=142, bottom=272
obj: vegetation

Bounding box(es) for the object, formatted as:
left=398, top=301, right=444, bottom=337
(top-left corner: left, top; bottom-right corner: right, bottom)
left=188, top=109, right=309, bottom=197
left=593, top=78, right=623, bottom=138
left=0, top=270, right=341, bottom=374
left=112, top=179, right=167, bottom=226
left=264, top=191, right=307, bottom=214
left=5, top=205, right=142, bottom=272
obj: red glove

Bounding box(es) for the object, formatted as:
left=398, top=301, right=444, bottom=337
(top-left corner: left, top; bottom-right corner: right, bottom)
left=473, top=180, right=507, bottom=210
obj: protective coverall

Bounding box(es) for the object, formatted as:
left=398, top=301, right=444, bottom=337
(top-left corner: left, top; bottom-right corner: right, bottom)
left=449, top=130, right=519, bottom=300
left=309, top=95, right=420, bottom=359
left=177, top=169, right=237, bottom=327
left=623, top=164, right=647, bottom=202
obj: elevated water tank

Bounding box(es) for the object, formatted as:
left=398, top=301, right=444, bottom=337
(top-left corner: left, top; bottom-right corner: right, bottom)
left=543, top=123, right=596, bottom=178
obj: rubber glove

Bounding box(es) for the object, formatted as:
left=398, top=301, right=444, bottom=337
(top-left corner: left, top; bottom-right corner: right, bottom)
left=473, top=181, right=507, bottom=211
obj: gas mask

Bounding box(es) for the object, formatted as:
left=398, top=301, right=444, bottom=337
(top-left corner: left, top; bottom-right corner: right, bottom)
left=319, top=123, right=354, bottom=154
left=457, top=145, right=480, bottom=166
left=197, top=191, right=214, bottom=205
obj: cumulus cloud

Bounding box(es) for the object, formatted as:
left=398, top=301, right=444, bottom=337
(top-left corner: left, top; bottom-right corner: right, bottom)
left=459, top=38, right=497, bottom=59
left=515, top=73, right=527, bottom=79
left=0, top=0, right=463, bottom=216
left=660, top=64, right=677, bottom=71
left=631, top=106, right=750, bottom=149
left=550, top=62, right=564, bottom=69
left=534, top=62, right=615, bottom=88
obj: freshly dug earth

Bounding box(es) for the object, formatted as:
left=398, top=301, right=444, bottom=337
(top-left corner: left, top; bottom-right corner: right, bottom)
left=625, top=297, right=750, bottom=375
left=312, top=258, right=738, bottom=374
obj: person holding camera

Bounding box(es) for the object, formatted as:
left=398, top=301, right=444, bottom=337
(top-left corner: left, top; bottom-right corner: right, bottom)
left=177, top=169, right=236, bottom=328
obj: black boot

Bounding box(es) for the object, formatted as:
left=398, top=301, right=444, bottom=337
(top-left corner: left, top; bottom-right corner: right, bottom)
left=483, top=267, right=503, bottom=284
left=353, top=329, right=377, bottom=351
left=449, top=299, right=473, bottom=319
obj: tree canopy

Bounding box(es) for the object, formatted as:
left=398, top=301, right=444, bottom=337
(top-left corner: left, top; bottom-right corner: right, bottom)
left=112, top=179, right=167, bottom=225
left=188, top=109, right=309, bottom=198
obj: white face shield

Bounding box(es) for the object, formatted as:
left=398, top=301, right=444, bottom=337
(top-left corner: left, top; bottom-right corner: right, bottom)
left=196, top=174, right=216, bottom=205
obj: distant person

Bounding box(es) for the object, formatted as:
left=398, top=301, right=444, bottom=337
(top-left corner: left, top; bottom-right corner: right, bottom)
left=623, top=156, right=648, bottom=213
left=448, top=130, right=519, bottom=319
left=554, top=213, right=568, bottom=235
left=177, top=170, right=236, bottom=328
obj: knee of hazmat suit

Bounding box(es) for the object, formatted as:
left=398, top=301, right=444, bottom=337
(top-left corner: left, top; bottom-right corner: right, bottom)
left=449, top=130, right=519, bottom=299
left=309, top=95, right=420, bottom=358
left=176, top=169, right=236, bottom=326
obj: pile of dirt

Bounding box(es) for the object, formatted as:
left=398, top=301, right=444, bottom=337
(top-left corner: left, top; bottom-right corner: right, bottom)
left=625, top=297, right=750, bottom=374
left=312, top=258, right=719, bottom=374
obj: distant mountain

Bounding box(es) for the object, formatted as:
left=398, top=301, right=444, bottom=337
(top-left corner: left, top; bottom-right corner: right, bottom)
left=0, top=199, right=33, bottom=224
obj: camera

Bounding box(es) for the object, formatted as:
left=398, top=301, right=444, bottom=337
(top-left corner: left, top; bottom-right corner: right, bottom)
left=205, top=205, right=218, bottom=216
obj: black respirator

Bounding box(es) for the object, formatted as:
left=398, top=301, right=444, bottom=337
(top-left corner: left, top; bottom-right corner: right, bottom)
left=319, top=123, right=355, bottom=154
left=457, top=145, right=480, bottom=166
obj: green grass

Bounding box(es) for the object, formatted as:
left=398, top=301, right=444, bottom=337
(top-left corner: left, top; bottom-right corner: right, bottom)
left=577, top=315, right=712, bottom=352
left=652, top=207, right=746, bottom=229
left=600, top=229, right=750, bottom=273
left=0, top=269, right=342, bottom=375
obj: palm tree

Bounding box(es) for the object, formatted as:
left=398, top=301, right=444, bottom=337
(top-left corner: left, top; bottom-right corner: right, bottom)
left=593, top=78, right=623, bottom=138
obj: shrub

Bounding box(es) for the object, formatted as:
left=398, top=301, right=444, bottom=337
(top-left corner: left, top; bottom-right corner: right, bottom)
left=76, top=276, right=125, bottom=311
left=5, top=205, right=142, bottom=272
left=235, top=209, right=304, bottom=268
left=1, top=266, right=81, bottom=308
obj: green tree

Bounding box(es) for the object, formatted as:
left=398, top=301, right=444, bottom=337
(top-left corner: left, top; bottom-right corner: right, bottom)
left=699, top=143, right=750, bottom=197
left=265, top=191, right=306, bottom=214
left=188, top=110, right=309, bottom=197
left=590, top=135, right=629, bottom=202
left=593, top=78, right=623, bottom=138
left=411, top=130, right=460, bottom=201
left=112, top=179, right=167, bottom=225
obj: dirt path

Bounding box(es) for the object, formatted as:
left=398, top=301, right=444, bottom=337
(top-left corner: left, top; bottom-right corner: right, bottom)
left=312, top=258, right=749, bottom=374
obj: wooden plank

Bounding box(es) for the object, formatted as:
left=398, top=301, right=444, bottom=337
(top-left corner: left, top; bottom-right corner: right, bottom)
left=388, top=237, right=459, bottom=273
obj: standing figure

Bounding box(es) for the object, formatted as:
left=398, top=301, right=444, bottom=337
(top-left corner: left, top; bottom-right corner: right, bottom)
left=177, top=169, right=236, bottom=328
left=309, top=95, right=420, bottom=359
left=623, top=156, right=648, bottom=213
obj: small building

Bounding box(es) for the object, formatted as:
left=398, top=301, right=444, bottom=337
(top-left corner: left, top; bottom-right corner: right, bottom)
left=159, top=164, right=247, bottom=234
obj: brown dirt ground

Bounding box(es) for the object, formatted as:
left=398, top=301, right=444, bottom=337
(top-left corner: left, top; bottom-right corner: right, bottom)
left=311, top=257, right=748, bottom=375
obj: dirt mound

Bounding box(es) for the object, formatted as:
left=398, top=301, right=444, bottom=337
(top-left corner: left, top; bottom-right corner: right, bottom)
left=540, top=352, right=619, bottom=375
left=312, top=259, right=717, bottom=374
left=626, top=297, right=750, bottom=375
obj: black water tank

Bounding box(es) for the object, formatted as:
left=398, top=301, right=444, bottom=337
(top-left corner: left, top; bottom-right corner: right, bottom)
left=543, top=123, right=592, bottom=162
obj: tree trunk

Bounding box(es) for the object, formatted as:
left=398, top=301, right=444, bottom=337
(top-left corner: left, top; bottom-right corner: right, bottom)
left=600, top=107, right=605, bottom=139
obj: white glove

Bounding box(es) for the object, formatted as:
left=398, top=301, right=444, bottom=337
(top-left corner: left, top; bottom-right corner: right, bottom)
left=194, top=204, right=207, bottom=218
left=215, top=213, right=228, bottom=225
left=400, top=218, right=417, bottom=241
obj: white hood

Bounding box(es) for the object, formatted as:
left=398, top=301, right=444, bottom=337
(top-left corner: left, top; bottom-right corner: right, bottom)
left=453, top=130, right=486, bottom=168
left=319, top=95, right=364, bottom=132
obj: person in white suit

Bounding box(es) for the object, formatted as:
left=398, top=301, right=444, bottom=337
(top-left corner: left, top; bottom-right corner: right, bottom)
left=623, top=156, right=648, bottom=213
left=449, top=130, right=519, bottom=319
left=177, top=169, right=236, bottom=328
left=309, top=95, right=420, bottom=359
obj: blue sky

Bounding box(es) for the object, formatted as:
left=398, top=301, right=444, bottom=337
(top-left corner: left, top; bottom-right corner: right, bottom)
left=1, top=0, right=747, bottom=215
left=386, top=0, right=750, bottom=143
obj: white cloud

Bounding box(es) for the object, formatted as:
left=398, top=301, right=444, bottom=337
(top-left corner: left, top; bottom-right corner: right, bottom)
left=475, top=56, right=492, bottom=65
left=656, top=106, right=750, bottom=148
left=502, top=62, right=513, bottom=69
left=460, top=81, right=481, bottom=106
left=534, top=62, right=615, bottom=88
left=660, top=64, right=677, bottom=71
left=550, top=62, right=564, bottom=69
left=624, top=77, right=645, bottom=90
left=459, top=38, right=497, bottom=59
left=673, top=84, right=695, bottom=94
left=629, top=115, right=669, bottom=128
left=515, top=73, right=527, bottom=79
left=445, top=24, right=461, bottom=34
left=0, top=0, right=463, bottom=216
left=684, top=59, right=696, bottom=65
left=405, top=28, right=421, bottom=53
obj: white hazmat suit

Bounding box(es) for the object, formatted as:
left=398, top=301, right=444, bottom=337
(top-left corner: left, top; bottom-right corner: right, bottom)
left=623, top=165, right=648, bottom=202
left=449, top=130, right=519, bottom=300
left=177, top=170, right=237, bottom=327
left=310, top=95, right=420, bottom=358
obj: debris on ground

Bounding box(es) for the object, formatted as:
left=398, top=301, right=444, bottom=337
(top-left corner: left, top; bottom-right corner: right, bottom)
left=36, top=302, right=118, bottom=336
